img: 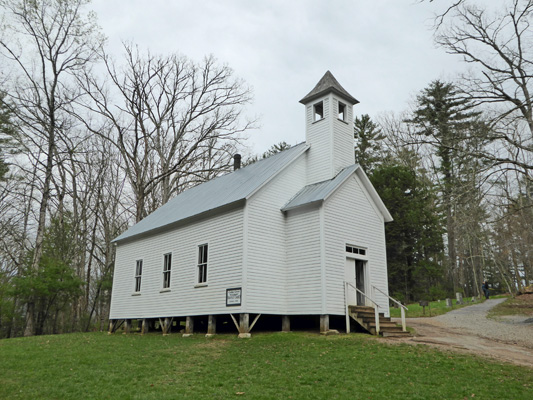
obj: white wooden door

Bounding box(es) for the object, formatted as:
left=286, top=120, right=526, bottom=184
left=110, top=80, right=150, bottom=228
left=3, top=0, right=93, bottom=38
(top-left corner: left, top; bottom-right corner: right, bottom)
left=355, top=260, right=366, bottom=306
left=345, top=258, right=356, bottom=305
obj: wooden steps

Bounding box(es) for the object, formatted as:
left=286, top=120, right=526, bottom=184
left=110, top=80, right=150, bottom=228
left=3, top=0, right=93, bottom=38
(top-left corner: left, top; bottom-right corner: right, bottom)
left=348, top=305, right=410, bottom=337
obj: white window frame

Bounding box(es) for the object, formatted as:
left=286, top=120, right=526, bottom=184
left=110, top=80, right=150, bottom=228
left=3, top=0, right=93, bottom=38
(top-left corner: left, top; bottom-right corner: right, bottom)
left=197, top=244, right=208, bottom=285
left=345, top=244, right=368, bottom=260
left=162, top=253, right=172, bottom=289
left=134, top=259, right=143, bottom=293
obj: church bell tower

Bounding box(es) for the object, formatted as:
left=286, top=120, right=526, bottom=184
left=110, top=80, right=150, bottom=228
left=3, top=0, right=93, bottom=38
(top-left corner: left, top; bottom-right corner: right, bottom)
left=300, top=71, right=359, bottom=185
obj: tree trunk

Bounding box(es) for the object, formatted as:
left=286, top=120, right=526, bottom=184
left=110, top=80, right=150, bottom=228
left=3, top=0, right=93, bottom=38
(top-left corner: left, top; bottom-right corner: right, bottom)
left=24, top=128, right=55, bottom=337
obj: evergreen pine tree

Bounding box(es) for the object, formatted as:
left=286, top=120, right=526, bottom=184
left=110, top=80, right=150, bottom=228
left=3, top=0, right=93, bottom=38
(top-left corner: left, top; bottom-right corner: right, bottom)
left=0, top=92, right=16, bottom=181
left=354, top=114, right=385, bottom=173
left=370, top=161, right=444, bottom=302
left=407, top=80, right=480, bottom=293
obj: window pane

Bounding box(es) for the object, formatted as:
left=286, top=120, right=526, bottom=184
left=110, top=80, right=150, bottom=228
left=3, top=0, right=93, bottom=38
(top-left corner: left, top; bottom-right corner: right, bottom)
left=163, top=271, right=171, bottom=288
left=198, top=244, right=208, bottom=264
left=198, top=265, right=206, bottom=283
left=164, top=253, right=172, bottom=271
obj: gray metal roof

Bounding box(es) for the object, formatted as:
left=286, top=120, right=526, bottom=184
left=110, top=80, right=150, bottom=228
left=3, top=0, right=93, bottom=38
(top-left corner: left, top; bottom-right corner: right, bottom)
left=299, top=71, right=359, bottom=105
left=281, top=164, right=359, bottom=212
left=114, top=142, right=309, bottom=243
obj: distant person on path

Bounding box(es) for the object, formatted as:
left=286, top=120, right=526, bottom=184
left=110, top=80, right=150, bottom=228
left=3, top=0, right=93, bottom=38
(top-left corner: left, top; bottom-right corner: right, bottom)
left=482, top=281, right=489, bottom=299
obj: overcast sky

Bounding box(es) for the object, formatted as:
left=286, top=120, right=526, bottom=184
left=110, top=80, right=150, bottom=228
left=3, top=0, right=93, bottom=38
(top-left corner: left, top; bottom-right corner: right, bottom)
left=90, top=0, right=479, bottom=154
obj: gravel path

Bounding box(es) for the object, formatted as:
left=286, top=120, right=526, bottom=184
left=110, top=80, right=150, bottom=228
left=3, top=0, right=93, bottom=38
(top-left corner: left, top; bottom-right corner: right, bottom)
left=391, top=298, right=533, bottom=368
left=432, top=298, right=533, bottom=349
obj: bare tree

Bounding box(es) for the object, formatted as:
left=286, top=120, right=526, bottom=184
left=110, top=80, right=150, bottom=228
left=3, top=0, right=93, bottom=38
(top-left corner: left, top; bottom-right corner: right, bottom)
left=0, top=0, right=104, bottom=336
left=434, top=0, right=533, bottom=177
left=489, top=169, right=533, bottom=292
left=0, top=2, right=253, bottom=337
left=80, top=45, right=254, bottom=222
left=83, top=139, right=128, bottom=331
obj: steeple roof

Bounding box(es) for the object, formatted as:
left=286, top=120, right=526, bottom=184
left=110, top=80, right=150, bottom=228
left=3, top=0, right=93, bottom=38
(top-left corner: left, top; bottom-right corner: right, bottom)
left=299, top=71, right=359, bottom=105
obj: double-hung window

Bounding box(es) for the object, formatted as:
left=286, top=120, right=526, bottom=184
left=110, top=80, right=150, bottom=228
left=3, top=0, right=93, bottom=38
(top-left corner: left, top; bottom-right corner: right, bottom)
left=197, top=244, right=208, bottom=284
left=163, top=253, right=172, bottom=289
left=134, top=260, right=142, bottom=292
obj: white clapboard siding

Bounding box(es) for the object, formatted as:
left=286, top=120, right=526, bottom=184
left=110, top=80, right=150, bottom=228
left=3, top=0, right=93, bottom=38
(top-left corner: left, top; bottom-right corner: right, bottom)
left=323, top=174, right=390, bottom=317
left=245, top=155, right=307, bottom=314
left=285, top=205, right=323, bottom=314
left=305, top=96, right=332, bottom=184
left=332, top=98, right=355, bottom=175
left=109, top=207, right=244, bottom=319
left=109, top=72, right=392, bottom=322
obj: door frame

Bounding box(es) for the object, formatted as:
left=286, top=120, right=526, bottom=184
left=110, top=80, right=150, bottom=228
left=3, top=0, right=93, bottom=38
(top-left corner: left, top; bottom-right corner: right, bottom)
left=355, top=259, right=366, bottom=306
left=345, top=251, right=369, bottom=306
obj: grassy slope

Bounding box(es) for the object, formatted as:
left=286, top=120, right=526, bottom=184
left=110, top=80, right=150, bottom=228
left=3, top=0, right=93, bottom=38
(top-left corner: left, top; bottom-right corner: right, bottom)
left=390, top=295, right=512, bottom=319
left=488, top=293, right=533, bottom=319
left=1, top=332, right=531, bottom=399
left=389, top=299, right=474, bottom=318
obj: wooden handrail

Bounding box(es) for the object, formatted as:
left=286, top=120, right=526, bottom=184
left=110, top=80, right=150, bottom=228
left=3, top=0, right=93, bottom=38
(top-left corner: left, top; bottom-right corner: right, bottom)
left=347, top=282, right=379, bottom=307
left=371, top=285, right=408, bottom=332
left=371, top=285, right=408, bottom=310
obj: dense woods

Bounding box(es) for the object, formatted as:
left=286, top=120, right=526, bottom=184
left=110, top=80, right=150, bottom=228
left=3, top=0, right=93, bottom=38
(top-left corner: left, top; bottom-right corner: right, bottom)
left=0, top=0, right=532, bottom=338
left=0, top=0, right=252, bottom=338
left=363, top=0, right=533, bottom=302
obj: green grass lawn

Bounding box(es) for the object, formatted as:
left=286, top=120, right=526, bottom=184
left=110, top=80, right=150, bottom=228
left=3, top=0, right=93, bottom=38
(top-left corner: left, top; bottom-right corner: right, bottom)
left=389, top=298, right=478, bottom=318
left=389, top=295, right=514, bottom=319
left=0, top=331, right=531, bottom=399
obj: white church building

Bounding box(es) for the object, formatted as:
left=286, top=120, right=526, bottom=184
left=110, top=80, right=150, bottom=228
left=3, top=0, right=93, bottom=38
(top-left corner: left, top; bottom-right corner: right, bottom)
left=109, top=71, right=398, bottom=336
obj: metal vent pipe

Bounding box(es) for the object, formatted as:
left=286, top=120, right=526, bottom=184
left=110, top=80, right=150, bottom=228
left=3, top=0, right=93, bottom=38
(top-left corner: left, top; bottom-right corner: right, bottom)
left=233, top=154, right=242, bottom=170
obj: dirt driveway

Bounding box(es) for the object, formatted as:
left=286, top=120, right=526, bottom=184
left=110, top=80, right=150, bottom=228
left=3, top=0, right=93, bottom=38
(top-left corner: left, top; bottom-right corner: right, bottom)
left=390, top=298, right=533, bottom=368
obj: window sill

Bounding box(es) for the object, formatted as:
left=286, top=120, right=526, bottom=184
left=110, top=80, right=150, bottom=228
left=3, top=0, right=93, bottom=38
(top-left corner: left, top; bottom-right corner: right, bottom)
left=337, top=118, right=348, bottom=124
left=160, top=288, right=171, bottom=293
left=194, top=283, right=208, bottom=288
left=131, top=292, right=141, bottom=296
left=312, top=118, right=324, bottom=124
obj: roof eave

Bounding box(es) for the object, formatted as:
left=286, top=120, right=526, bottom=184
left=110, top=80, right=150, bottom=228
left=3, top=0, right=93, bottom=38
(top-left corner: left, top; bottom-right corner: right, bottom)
left=321, top=165, right=360, bottom=203
left=281, top=199, right=323, bottom=213
left=112, top=199, right=246, bottom=244
left=280, top=164, right=358, bottom=212
left=245, top=144, right=310, bottom=200
left=299, top=87, right=359, bottom=105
